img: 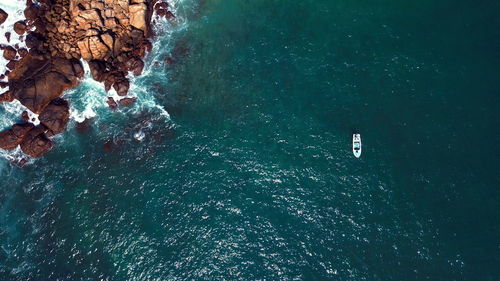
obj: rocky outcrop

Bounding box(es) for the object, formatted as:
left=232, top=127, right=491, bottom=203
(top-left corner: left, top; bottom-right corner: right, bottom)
left=8, top=56, right=84, bottom=113
left=0, top=8, right=7, bottom=25
left=13, top=21, right=27, bottom=35
left=0, top=123, right=35, bottom=150
left=19, top=125, right=53, bottom=158
left=39, top=98, right=70, bottom=135
left=0, top=0, right=175, bottom=159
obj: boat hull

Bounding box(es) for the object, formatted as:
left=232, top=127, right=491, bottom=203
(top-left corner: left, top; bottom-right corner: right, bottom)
left=353, top=134, right=362, bottom=158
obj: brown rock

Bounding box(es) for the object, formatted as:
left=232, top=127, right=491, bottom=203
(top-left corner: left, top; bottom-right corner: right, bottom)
left=14, top=21, right=28, bottom=35
left=38, top=98, right=70, bottom=135
left=119, top=97, right=136, bottom=107
left=129, top=3, right=148, bottom=31
left=3, top=46, right=16, bottom=60
left=107, top=97, right=118, bottom=110
left=127, top=57, right=145, bottom=75
left=24, top=3, right=39, bottom=22
left=0, top=91, right=13, bottom=103
left=77, top=38, right=92, bottom=60
left=0, top=81, right=7, bottom=88
left=113, top=78, right=130, bottom=96
left=18, top=48, right=28, bottom=57
left=155, top=2, right=169, bottom=11
left=6, top=60, right=17, bottom=70
left=0, top=8, right=7, bottom=25
left=88, top=60, right=107, bottom=82
left=21, top=111, right=30, bottom=122
left=0, top=123, right=35, bottom=150
left=20, top=125, right=53, bottom=157
left=9, top=55, right=82, bottom=113
left=88, top=36, right=110, bottom=60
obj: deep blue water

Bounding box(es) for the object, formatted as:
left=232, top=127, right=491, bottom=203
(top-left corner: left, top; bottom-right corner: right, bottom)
left=0, top=0, right=499, bottom=280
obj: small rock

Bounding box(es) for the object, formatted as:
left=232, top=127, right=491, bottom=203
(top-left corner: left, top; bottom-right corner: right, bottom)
left=119, top=97, right=136, bottom=107
left=107, top=97, right=118, bottom=110
left=13, top=21, right=28, bottom=35
left=0, top=8, right=7, bottom=25
left=3, top=46, right=16, bottom=60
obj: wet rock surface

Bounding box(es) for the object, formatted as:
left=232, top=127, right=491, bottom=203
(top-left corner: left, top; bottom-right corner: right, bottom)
left=0, top=0, right=175, bottom=159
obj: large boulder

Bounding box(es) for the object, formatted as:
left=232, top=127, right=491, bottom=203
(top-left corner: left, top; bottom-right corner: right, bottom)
left=8, top=55, right=82, bottom=113
left=0, top=8, right=7, bottom=25
left=0, top=91, right=13, bottom=103
left=88, top=60, right=107, bottom=82
left=0, top=123, right=34, bottom=150
left=119, top=97, right=136, bottom=107
left=19, top=125, right=53, bottom=157
left=39, top=98, right=70, bottom=135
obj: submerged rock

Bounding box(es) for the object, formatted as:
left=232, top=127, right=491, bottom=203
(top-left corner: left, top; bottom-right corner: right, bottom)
left=19, top=125, right=53, bottom=158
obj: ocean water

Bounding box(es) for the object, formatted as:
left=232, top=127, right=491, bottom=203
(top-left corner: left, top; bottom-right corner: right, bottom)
left=0, top=0, right=499, bottom=280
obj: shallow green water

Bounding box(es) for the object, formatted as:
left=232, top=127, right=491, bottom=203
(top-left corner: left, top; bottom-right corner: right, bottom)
left=0, top=0, right=498, bottom=280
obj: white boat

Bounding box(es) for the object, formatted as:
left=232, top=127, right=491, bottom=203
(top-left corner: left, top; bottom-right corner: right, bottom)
left=353, top=134, right=361, bottom=158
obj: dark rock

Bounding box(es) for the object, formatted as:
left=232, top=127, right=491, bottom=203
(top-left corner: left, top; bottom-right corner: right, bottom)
left=18, top=48, right=28, bottom=57
left=14, top=21, right=27, bottom=35
left=0, top=123, right=35, bottom=150
left=155, top=2, right=169, bottom=11
left=103, top=139, right=113, bottom=152
left=126, top=57, right=144, bottom=76
left=24, top=3, right=39, bottom=22
left=3, top=46, right=16, bottom=60
left=21, top=111, right=30, bottom=122
left=0, top=91, right=13, bottom=103
left=5, top=32, right=10, bottom=42
left=6, top=60, right=17, bottom=70
left=0, top=8, right=7, bottom=25
left=38, top=98, right=70, bottom=135
left=119, top=97, right=136, bottom=107
left=76, top=118, right=93, bottom=134
left=113, top=78, right=130, bottom=96
left=0, top=81, right=8, bottom=88
left=107, top=97, right=118, bottom=110
left=165, top=57, right=174, bottom=65
left=25, top=33, right=42, bottom=49
left=19, top=125, right=53, bottom=157
left=88, top=60, right=107, bottom=82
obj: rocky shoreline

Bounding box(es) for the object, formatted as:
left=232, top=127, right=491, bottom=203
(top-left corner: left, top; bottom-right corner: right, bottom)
left=0, top=0, right=174, bottom=160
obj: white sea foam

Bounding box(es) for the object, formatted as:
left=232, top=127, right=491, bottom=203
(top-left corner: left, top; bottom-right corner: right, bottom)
left=0, top=0, right=29, bottom=80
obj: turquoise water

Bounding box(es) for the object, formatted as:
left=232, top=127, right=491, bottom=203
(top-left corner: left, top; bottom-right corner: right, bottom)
left=1, top=0, right=499, bottom=280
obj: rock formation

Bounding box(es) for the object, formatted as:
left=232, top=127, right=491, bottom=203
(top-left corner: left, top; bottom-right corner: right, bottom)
left=0, top=0, right=176, bottom=159
left=0, top=8, right=7, bottom=25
